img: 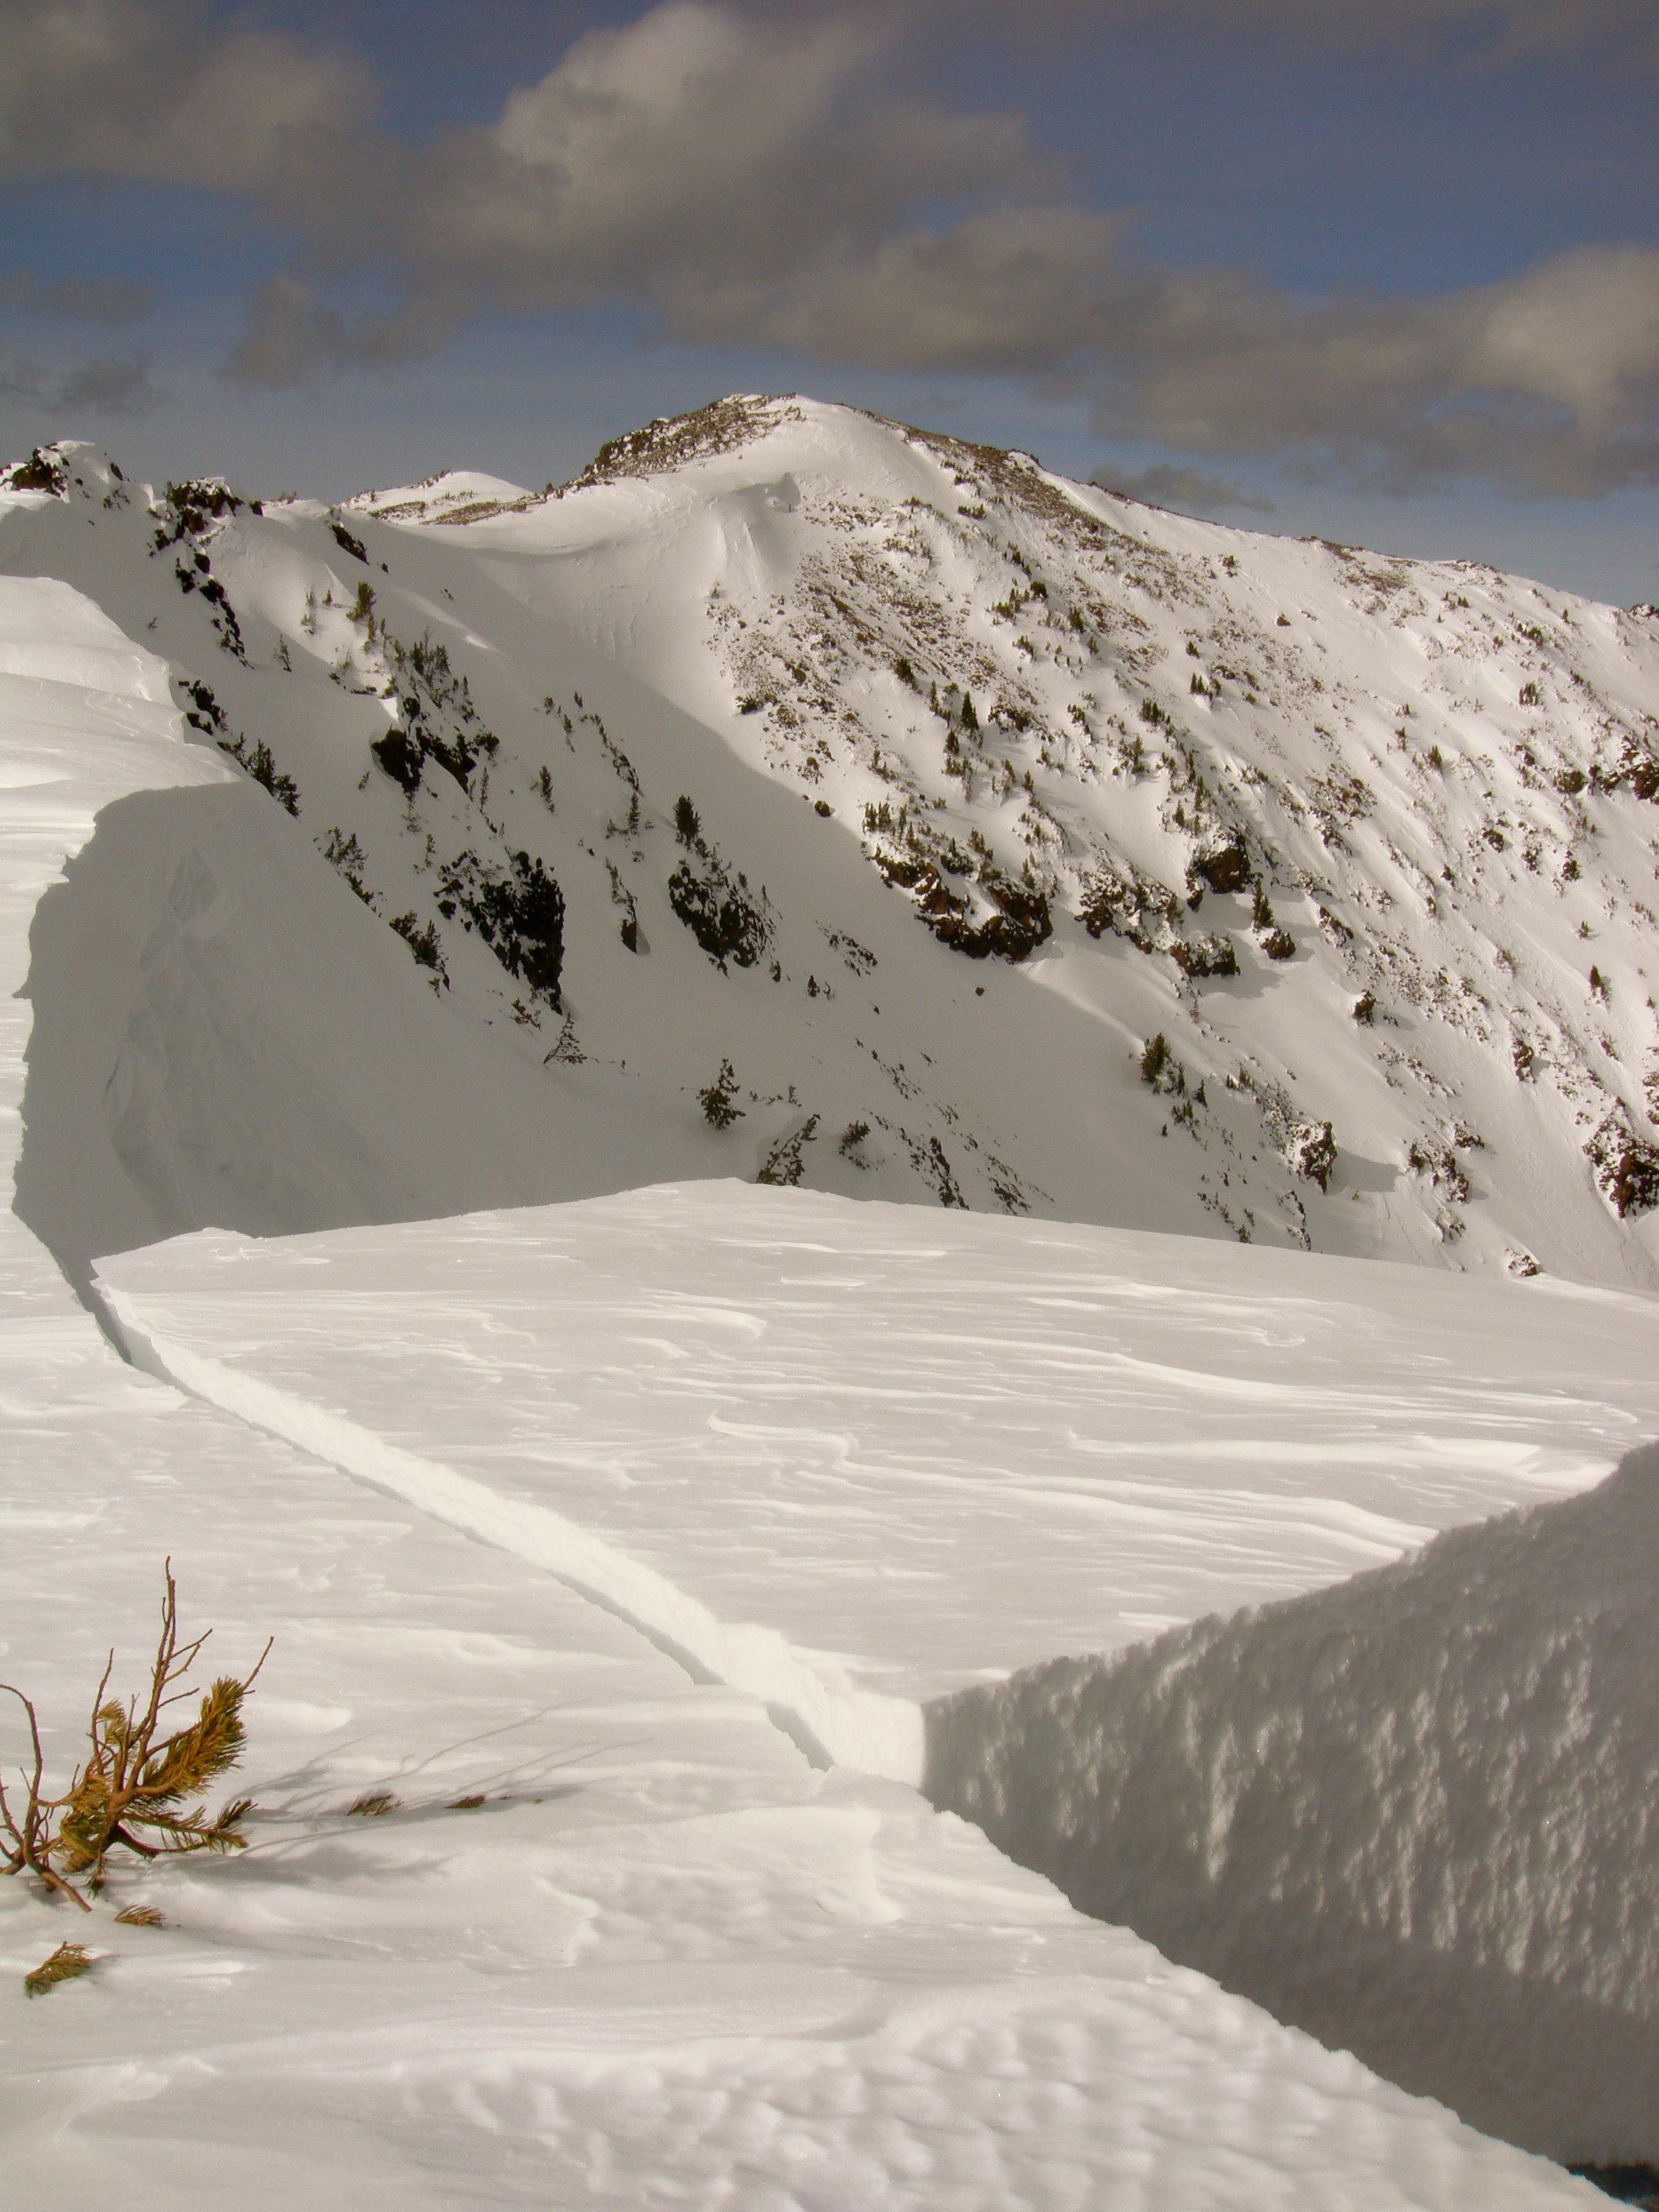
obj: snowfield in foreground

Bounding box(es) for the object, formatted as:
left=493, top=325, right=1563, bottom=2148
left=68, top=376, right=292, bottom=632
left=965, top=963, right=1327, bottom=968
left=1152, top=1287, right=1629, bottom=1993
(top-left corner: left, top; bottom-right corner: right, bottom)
left=96, top=1183, right=1659, bottom=1759
left=4, top=537, right=1659, bottom=2205
left=89, top=1184, right=1659, bottom=2176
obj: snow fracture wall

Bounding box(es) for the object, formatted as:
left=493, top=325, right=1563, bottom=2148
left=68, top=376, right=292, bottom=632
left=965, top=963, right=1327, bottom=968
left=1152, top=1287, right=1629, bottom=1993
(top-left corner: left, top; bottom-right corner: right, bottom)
left=925, top=1439, right=1659, bottom=2170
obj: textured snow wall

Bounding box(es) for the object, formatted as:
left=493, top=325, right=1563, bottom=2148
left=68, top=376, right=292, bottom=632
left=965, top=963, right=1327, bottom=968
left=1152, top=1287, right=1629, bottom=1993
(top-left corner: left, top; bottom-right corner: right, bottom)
left=925, top=1439, right=1659, bottom=2168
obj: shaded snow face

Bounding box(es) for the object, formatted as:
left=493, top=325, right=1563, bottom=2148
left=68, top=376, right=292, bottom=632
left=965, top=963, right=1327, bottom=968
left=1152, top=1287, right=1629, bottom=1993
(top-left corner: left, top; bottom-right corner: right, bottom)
left=925, top=1438, right=1659, bottom=2169
left=5, top=413, right=1659, bottom=1286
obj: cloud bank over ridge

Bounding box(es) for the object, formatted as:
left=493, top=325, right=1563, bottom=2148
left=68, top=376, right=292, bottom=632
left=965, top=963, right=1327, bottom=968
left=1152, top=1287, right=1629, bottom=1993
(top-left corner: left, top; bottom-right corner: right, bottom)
left=4, top=0, right=1657, bottom=494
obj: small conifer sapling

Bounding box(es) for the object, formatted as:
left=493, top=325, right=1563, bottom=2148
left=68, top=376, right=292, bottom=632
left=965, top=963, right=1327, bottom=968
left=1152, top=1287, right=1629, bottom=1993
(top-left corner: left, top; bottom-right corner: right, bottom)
left=0, top=1564, right=269, bottom=1910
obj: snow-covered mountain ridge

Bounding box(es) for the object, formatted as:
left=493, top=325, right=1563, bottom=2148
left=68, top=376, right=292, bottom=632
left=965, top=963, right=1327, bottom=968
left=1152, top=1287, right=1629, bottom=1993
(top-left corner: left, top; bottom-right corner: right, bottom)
left=4, top=509, right=1659, bottom=2204
left=5, top=400, right=1658, bottom=1287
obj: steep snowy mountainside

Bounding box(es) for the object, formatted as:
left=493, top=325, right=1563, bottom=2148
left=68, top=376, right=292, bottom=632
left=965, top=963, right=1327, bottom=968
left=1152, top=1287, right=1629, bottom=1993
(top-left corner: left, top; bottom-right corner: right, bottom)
left=5, top=415, right=1659, bottom=1285
left=438, top=396, right=1659, bottom=1283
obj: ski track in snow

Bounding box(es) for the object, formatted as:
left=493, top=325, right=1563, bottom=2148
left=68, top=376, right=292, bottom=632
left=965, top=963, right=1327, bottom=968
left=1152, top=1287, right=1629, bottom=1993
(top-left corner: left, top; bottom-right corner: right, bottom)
left=0, top=520, right=1648, bottom=2203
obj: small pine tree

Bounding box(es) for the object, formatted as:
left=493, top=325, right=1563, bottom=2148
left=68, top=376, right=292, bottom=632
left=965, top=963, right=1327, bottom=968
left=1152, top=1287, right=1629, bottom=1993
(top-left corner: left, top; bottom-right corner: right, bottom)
left=1, top=1564, right=269, bottom=1911
left=674, top=794, right=701, bottom=847
left=699, top=1059, right=744, bottom=1129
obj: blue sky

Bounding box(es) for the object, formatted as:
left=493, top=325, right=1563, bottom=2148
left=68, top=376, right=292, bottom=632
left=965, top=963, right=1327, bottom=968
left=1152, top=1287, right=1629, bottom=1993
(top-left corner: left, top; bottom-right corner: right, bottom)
left=2, top=1, right=1657, bottom=602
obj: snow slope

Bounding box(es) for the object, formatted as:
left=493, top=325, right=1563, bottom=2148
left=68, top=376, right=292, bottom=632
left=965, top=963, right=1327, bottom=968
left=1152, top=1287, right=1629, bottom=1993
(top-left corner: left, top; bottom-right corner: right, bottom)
left=5, top=414, right=1659, bottom=1287
left=0, top=573, right=1607, bottom=2208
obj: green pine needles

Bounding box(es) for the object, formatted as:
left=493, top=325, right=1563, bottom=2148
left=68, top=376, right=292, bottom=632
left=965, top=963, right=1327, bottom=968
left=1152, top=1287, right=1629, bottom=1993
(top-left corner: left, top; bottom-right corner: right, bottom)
left=24, top=1940, right=93, bottom=1997
left=1, top=1563, right=270, bottom=1911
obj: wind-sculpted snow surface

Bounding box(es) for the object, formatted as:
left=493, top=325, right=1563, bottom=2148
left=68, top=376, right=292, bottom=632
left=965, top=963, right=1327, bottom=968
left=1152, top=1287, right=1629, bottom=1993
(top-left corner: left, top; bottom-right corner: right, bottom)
left=93, top=1182, right=1659, bottom=1733
left=85, top=1181, right=1659, bottom=2180
left=926, top=1439, right=1659, bottom=2167
left=6, top=414, right=1659, bottom=1283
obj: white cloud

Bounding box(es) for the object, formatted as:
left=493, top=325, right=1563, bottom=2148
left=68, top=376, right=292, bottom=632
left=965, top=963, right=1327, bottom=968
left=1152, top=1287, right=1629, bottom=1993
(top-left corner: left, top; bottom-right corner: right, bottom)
left=400, top=3, right=1023, bottom=306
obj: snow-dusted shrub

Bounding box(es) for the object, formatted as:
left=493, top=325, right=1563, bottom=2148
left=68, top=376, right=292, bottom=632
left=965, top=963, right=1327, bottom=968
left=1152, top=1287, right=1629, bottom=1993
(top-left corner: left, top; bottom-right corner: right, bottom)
left=220, top=734, right=298, bottom=816
left=180, top=676, right=227, bottom=736
left=1191, top=836, right=1250, bottom=894
left=1407, top=1140, right=1470, bottom=1204
left=382, top=632, right=497, bottom=793
left=1140, top=1033, right=1185, bottom=1094
left=321, top=828, right=372, bottom=903
left=371, top=729, right=423, bottom=796
left=150, top=479, right=252, bottom=550
left=1284, top=1119, right=1337, bottom=1191
left=389, top=911, right=445, bottom=978
left=668, top=828, right=771, bottom=970
left=7, top=448, right=66, bottom=495
left=1584, top=1110, right=1659, bottom=1219
left=839, top=1119, right=872, bottom=1162
left=1171, top=933, right=1238, bottom=979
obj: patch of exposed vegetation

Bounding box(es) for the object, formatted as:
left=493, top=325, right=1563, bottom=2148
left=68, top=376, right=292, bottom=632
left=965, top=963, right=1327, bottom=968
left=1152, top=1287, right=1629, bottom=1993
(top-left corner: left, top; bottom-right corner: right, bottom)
left=437, top=849, right=566, bottom=1005
left=6, top=447, right=67, bottom=495
left=220, top=733, right=298, bottom=815
left=561, top=396, right=805, bottom=495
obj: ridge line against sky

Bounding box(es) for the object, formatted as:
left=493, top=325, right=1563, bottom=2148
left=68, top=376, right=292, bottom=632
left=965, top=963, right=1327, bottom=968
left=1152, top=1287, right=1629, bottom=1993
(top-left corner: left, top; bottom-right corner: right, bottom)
left=1, top=0, right=1657, bottom=600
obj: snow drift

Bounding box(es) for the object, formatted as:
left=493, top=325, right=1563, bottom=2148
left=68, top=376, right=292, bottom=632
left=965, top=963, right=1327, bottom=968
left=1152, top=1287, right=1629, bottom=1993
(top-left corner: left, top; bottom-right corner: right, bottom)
left=926, top=1436, right=1659, bottom=2167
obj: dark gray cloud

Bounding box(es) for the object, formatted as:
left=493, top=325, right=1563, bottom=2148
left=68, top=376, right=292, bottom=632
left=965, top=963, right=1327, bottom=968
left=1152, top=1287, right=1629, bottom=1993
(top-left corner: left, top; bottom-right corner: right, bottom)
left=666, top=199, right=1659, bottom=493
left=0, top=0, right=368, bottom=188
left=223, top=5, right=1033, bottom=380
left=223, top=275, right=451, bottom=386
left=0, top=346, right=163, bottom=414
left=55, top=352, right=162, bottom=414
left=0, top=269, right=153, bottom=324
left=399, top=6, right=1028, bottom=306
left=0, top=354, right=45, bottom=400
left=1093, top=462, right=1276, bottom=515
